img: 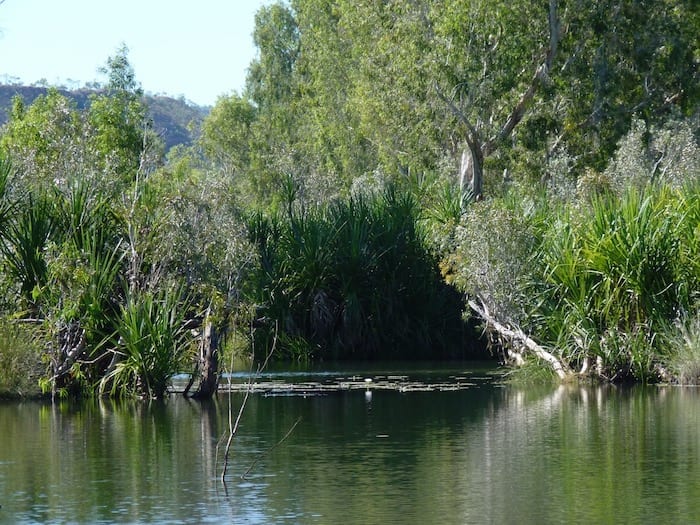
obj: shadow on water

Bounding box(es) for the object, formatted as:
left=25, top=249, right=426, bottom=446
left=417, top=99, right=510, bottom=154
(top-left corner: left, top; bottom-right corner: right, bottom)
left=1, top=365, right=699, bottom=524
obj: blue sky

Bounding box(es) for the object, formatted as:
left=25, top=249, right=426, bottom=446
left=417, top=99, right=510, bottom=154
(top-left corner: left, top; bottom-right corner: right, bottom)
left=0, top=0, right=271, bottom=106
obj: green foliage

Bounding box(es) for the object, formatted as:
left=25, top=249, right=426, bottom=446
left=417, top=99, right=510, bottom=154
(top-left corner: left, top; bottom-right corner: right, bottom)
left=0, top=89, right=84, bottom=189
left=241, top=0, right=699, bottom=205
left=247, top=3, right=300, bottom=108
left=86, top=94, right=148, bottom=182
left=43, top=215, right=124, bottom=349
left=199, top=94, right=256, bottom=179
left=447, top=192, right=545, bottom=325
left=0, top=320, right=43, bottom=397
left=532, top=184, right=700, bottom=381
left=0, top=0, right=698, bottom=394
left=102, top=284, right=193, bottom=399
left=246, top=187, right=469, bottom=360
left=0, top=83, right=207, bottom=154
left=100, top=43, right=142, bottom=96
left=559, top=1, right=700, bottom=170
left=0, top=192, right=55, bottom=305
left=87, top=47, right=163, bottom=188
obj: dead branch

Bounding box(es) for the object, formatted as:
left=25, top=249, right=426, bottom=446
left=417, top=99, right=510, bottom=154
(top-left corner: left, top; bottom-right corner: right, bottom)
left=241, top=416, right=302, bottom=480
left=219, top=321, right=278, bottom=483
left=468, top=297, right=571, bottom=380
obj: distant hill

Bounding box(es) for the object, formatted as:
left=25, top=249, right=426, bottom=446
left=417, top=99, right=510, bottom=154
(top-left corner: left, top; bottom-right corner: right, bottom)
left=0, top=84, right=210, bottom=151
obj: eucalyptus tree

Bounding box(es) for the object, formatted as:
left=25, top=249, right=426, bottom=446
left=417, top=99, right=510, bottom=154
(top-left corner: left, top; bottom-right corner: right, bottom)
left=245, top=2, right=303, bottom=206
left=86, top=45, right=163, bottom=194
left=200, top=93, right=256, bottom=180
left=0, top=89, right=86, bottom=190
left=554, top=0, right=700, bottom=170
left=333, top=0, right=448, bottom=180
left=282, top=0, right=562, bottom=201
left=295, top=0, right=698, bottom=202
left=435, top=0, right=564, bottom=201
left=290, top=0, right=376, bottom=195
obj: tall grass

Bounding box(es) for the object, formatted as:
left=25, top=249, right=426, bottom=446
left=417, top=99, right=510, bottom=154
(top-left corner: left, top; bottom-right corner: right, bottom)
left=0, top=321, right=43, bottom=397
left=665, top=312, right=700, bottom=385
left=246, top=187, right=468, bottom=360
left=102, top=284, right=193, bottom=399
left=531, top=183, right=700, bottom=381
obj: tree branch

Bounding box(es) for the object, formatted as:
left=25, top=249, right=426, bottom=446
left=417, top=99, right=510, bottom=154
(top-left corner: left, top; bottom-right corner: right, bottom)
left=219, top=321, right=278, bottom=483
left=469, top=297, right=571, bottom=380
left=484, top=0, right=565, bottom=155
left=434, top=83, right=481, bottom=153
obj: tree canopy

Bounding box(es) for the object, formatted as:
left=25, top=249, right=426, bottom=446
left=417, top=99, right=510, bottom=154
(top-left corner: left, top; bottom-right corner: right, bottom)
left=201, top=0, right=697, bottom=204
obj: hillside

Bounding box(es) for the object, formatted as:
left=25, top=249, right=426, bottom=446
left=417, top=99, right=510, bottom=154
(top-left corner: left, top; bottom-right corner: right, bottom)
left=0, top=84, right=209, bottom=151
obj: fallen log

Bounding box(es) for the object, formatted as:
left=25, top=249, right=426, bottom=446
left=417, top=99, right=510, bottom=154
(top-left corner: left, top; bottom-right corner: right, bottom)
left=468, top=298, right=571, bottom=380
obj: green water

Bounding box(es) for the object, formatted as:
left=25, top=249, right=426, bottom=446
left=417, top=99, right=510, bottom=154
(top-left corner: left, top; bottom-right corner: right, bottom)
left=1, top=365, right=699, bottom=524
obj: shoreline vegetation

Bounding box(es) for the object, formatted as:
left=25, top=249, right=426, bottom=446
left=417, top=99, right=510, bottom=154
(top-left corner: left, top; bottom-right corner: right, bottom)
left=0, top=2, right=698, bottom=399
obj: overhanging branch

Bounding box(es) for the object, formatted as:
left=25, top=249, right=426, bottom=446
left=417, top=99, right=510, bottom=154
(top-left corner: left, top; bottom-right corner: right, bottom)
left=469, top=297, right=571, bottom=380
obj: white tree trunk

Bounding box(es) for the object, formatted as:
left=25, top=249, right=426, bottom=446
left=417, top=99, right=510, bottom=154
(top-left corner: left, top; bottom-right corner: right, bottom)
left=468, top=298, right=571, bottom=380
left=459, top=143, right=484, bottom=204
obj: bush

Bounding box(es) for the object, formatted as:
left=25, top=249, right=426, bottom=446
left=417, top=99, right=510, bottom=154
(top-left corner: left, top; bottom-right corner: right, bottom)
left=101, top=284, right=194, bottom=399
left=245, top=186, right=470, bottom=360
left=531, top=183, right=700, bottom=381
left=446, top=192, right=545, bottom=326
left=0, top=321, right=43, bottom=397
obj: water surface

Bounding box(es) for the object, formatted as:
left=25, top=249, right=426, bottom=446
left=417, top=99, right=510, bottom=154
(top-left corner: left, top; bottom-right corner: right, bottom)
left=1, top=364, right=699, bottom=524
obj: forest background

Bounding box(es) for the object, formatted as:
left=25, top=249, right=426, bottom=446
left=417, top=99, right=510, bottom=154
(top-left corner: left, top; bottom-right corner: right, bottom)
left=0, top=0, right=698, bottom=399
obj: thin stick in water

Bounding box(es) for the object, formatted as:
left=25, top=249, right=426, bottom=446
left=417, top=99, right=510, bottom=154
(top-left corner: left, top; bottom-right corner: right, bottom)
left=241, top=416, right=302, bottom=480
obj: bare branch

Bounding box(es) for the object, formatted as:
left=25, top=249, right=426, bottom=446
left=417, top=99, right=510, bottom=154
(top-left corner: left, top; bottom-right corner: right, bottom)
left=484, top=0, right=565, bottom=155
left=220, top=321, right=278, bottom=483
left=434, top=83, right=481, bottom=152
left=469, top=297, right=571, bottom=380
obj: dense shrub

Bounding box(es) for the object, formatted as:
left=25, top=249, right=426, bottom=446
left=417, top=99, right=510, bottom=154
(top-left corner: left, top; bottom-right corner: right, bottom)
left=246, top=187, right=471, bottom=360
left=530, top=183, right=700, bottom=381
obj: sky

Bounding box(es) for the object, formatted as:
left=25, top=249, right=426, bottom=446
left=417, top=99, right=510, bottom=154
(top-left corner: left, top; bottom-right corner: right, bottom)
left=0, top=0, right=271, bottom=106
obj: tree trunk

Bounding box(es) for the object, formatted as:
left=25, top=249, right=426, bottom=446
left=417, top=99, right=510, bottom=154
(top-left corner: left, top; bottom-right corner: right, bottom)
left=459, top=143, right=485, bottom=203
left=440, top=0, right=564, bottom=202
left=190, top=309, right=221, bottom=399
left=51, top=319, right=87, bottom=397
left=468, top=298, right=572, bottom=380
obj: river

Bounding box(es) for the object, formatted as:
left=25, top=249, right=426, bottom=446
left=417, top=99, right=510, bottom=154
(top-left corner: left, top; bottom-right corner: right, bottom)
left=1, top=363, right=699, bottom=524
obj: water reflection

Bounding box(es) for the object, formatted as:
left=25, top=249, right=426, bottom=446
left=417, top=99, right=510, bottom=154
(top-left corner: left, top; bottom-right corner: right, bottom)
left=1, top=373, right=699, bottom=524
